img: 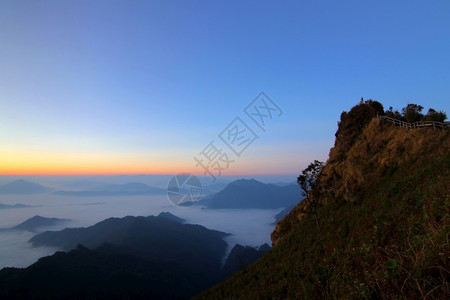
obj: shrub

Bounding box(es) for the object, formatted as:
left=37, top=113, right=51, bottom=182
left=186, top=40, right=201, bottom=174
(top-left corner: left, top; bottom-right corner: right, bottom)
left=422, top=108, right=447, bottom=122
left=402, top=104, right=424, bottom=123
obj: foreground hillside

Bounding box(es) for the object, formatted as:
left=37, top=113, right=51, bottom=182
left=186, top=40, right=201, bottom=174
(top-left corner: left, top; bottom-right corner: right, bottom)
left=198, top=102, right=449, bottom=299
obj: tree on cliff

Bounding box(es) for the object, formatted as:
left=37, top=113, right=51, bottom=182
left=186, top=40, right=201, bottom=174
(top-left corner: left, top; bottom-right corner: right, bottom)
left=297, top=160, right=325, bottom=229
left=401, top=103, right=424, bottom=123
left=422, top=108, right=447, bottom=122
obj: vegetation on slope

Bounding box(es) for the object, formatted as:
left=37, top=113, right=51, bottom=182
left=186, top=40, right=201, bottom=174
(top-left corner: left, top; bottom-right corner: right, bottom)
left=197, top=101, right=449, bottom=299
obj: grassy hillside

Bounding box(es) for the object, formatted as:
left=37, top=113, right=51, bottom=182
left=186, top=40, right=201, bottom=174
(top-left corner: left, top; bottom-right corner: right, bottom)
left=197, top=102, right=449, bottom=299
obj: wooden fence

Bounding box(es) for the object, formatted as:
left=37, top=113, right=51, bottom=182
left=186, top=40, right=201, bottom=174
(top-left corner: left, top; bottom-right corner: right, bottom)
left=377, top=114, right=450, bottom=130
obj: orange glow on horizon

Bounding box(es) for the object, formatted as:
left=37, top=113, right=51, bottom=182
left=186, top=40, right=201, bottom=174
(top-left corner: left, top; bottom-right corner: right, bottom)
left=0, top=164, right=295, bottom=176
left=0, top=150, right=300, bottom=176
left=0, top=150, right=194, bottom=176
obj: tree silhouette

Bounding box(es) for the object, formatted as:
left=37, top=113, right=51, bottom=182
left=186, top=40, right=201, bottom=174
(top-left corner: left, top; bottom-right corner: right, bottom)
left=297, top=160, right=325, bottom=230
left=401, top=104, right=424, bottom=123
left=423, top=108, right=447, bottom=122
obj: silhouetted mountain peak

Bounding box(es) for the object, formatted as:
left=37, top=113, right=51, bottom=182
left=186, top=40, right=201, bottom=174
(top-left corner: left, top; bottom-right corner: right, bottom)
left=198, top=178, right=301, bottom=209
left=12, top=215, right=70, bottom=231
left=157, top=212, right=185, bottom=223
left=17, top=213, right=231, bottom=297
left=228, top=179, right=262, bottom=187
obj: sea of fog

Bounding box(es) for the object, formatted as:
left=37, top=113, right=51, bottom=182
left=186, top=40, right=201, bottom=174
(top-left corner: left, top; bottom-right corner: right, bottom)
left=0, top=192, right=283, bottom=269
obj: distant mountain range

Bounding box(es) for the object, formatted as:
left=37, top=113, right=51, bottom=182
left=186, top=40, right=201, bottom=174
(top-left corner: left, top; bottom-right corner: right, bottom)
left=197, top=179, right=302, bottom=209
left=0, top=179, right=51, bottom=195
left=29, top=213, right=229, bottom=271
left=60, top=179, right=105, bottom=189
left=11, top=215, right=71, bottom=232
left=0, top=203, right=34, bottom=210
left=0, top=212, right=240, bottom=298
left=53, top=182, right=166, bottom=196
left=0, top=211, right=272, bottom=298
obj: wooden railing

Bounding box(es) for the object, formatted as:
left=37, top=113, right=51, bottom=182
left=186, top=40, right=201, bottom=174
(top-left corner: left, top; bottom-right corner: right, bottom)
left=377, top=114, right=450, bottom=130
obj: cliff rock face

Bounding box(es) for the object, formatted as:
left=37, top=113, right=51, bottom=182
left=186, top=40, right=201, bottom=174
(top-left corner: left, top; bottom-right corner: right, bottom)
left=198, top=102, right=449, bottom=299
left=272, top=103, right=449, bottom=244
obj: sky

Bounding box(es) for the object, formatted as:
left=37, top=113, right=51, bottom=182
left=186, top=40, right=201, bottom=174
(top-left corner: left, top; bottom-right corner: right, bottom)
left=1, top=0, right=449, bottom=177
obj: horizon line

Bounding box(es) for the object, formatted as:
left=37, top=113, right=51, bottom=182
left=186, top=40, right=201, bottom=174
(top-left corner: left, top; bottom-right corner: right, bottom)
left=0, top=172, right=299, bottom=177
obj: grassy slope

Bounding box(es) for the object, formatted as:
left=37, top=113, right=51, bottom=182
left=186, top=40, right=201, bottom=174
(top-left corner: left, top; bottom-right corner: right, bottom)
left=197, top=106, right=449, bottom=299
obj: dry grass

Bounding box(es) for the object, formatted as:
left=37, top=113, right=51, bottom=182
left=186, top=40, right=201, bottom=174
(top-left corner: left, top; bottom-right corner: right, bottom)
left=198, top=103, right=449, bottom=299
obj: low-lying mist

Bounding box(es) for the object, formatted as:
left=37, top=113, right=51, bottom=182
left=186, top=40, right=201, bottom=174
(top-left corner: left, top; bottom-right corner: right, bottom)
left=0, top=231, right=59, bottom=268
left=0, top=176, right=288, bottom=269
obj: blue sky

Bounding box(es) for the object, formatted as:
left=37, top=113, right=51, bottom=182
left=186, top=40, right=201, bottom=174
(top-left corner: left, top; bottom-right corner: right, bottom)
left=1, top=0, right=449, bottom=176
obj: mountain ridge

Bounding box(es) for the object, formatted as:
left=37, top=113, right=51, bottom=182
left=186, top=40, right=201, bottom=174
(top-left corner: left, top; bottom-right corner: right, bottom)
left=12, top=215, right=71, bottom=232
left=0, top=179, right=51, bottom=194
left=197, top=100, right=449, bottom=299
left=198, top=179, right=301, bottom=209
left=53, top=182, right=165, bottom=196
left=0, top=212, right=264, bottom=298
